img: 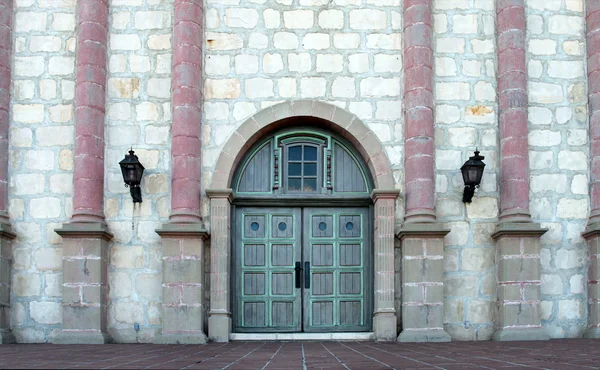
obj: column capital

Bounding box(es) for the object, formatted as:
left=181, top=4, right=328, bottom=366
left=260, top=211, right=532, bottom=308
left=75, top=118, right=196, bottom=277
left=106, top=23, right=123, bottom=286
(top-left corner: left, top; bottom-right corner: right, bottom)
left=55, top=222, right=113, bottom=241
left=397, top=223, right=449, bottom=241
left=206, top=188, right=234, bottom=201
left=156, top=223, right=208, bottom=239
left=0, top=222, right=15, bottom=240
left=371, top=189, right=399, bottom=202
left=583, top=222, right=600, bottom=239
left=491, top=222, right=547, bottom=240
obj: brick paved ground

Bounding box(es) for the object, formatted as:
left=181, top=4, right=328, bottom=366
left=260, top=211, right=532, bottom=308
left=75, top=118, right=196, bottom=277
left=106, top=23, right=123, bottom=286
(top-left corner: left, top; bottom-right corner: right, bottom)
left=1, top=339, right=599, bottom=369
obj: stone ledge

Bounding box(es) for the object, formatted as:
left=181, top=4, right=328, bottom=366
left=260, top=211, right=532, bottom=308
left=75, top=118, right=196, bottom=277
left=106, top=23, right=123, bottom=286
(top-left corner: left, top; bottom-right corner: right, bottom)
left=582, top=222, right=600, bottom=239
left=492, top=328, right=549, bottom=341
left=583, top=327, right=600, bottom=338
left=491, top=222, right=547, bottom=239
left=397, top=222, right=450, bottom=241
left=397, top=329, right=451, bottom=343
left=55, top=222, right=113, bottom=241
left=156, top=222, right=208, bottom=239
left=0, top=329, right=15, bottom=344
left=155, top=332, right=207, bottom=344
left=52, top=330, right=113, bottom=344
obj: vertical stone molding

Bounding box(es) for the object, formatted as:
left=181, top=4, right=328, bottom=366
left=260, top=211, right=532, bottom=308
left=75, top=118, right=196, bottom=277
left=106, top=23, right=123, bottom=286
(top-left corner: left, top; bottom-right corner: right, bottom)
left=0, top=225, right=15, bottom=344
left=0, top=0, right=15, bottom=345
left=169, top=0, right=203, bottom=223
left=497, top=0, right=531, bottom=222
left=155, top=226, right=208, bottom=344
left=206, top=189, right=233, bottom=342
left=397, top=225, right=450, bottom=342
left=53, top=224, right=113, bottom=344
left=372, top=190, right=399, bottom=341
left=588, top=2, right=600, bottom=223
left=403, top=0, right=436, bottom=223
left=71, top=0, right=108, bottom=223
left=0, top=0, right=12, bottom=224
left=584, top=4, right=600, bottom=339
left=583, top=227, right=600, bottom=338
left=491, top=224, right=549, bottom=341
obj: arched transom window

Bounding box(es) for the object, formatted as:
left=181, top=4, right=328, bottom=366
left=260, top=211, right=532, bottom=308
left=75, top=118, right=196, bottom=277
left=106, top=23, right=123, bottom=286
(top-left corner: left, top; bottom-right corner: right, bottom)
left=233, top=128, right=372, bottom=198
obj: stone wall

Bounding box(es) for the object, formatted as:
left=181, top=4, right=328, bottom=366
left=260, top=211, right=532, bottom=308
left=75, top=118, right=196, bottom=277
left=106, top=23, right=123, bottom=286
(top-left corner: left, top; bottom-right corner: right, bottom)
left=526, top=0, right=588, bottom=338
left=4, top=0, right=593, bottom=342
left=103, top=0, right=173, bottom=342
left=9, top=0, right=76, bottom=343
left=432, top=0, right=498, bottom=341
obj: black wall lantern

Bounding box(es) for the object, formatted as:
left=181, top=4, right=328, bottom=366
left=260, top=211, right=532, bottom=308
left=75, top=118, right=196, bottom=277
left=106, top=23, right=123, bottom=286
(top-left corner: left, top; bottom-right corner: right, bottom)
left=461, top=149, right=485, bottom=203
left=119, top=149, right=145, bottom=203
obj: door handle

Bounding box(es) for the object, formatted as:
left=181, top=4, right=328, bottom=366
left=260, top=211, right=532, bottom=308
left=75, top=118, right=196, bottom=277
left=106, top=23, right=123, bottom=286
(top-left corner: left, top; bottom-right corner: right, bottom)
left=295, top=262, right=302, bottom=289
left=304, top=261, right=311, bottom=289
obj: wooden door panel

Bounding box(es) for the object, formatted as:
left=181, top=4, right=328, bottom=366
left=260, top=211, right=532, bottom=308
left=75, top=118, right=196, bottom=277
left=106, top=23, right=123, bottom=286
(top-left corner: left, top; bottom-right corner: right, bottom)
left=303, top=207, right=371, bottom=332
left=234, top=207, right=302, bottom=332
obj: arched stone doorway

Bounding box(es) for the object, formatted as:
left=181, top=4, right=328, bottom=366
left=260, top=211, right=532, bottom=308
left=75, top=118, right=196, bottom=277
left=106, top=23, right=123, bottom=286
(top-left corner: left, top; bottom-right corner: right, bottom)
left=206, top=100, right=399, bottom=342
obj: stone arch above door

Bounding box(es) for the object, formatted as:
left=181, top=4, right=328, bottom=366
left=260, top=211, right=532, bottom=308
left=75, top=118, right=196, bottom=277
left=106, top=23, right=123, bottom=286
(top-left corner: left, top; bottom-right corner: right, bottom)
left=206, top=100, right=399, bottom=342
left=209, top=100, right=395, bottom=191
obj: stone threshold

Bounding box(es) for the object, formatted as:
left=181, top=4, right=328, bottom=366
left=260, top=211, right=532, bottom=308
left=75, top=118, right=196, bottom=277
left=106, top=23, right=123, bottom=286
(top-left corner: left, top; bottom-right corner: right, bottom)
left=230, top=332, right=375, bottom=341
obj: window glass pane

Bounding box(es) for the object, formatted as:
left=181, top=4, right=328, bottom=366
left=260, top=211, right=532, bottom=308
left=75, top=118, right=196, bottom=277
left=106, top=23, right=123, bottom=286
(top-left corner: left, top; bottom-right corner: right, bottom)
left=304, top=163, right=317, bottom=176
left=304, top=146, right=317, bottom=161
left=304, top=178, right=317, bottom=191
left=288, top=178, right=301, bottom=191
left=289, top=146, right=302, bottom=161
left=288, top=163, right=301, bottom=176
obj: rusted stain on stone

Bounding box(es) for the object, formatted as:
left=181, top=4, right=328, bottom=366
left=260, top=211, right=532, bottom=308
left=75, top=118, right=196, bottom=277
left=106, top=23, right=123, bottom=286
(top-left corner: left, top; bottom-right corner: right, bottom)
left=466, top=106, right=493, bottom=116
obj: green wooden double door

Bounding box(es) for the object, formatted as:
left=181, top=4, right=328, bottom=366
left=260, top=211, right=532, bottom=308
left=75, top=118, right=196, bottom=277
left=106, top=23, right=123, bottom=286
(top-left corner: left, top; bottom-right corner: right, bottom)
left=233, top=207, right=372, bottom=333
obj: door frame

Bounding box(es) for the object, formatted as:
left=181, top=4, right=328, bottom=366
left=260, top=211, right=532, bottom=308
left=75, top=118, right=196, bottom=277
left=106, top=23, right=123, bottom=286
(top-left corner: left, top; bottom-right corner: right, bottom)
left=206, top=100, right=399, bottom=342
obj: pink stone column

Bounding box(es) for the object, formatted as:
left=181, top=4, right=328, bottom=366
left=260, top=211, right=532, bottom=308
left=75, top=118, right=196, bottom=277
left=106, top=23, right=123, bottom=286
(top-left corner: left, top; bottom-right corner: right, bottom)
left=403, top=0, right=436, bottom=223
left=71, top=0, right=109, bottom=223
left=588, top=2, right=600, bottom=223
left=169, top=0, right=203, bottom=223
left=497, top=0, right=531, bottom=222
left=0, top=0, right=12, bottom=223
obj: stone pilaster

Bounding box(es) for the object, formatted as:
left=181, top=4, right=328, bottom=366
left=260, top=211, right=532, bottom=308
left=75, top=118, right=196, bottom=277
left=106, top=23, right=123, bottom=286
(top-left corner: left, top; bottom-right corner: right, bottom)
left=397, top=224, right=450, bottom=342
left=52, top=223, right=113, bottom=344
left=583, top=224, right=600, bottom=338
left=169, top=0, right=203, bottom=224
left=0, top=224, right=15, bottom=344
left=403, top=0, right=436, bottom=223
left=206, top=189, right=233, bottom=342
left=371, top=190, right=399, bottom=341
left=155, top=224, right=208, bottom=344
left=491, top=223, right=549, bottom=341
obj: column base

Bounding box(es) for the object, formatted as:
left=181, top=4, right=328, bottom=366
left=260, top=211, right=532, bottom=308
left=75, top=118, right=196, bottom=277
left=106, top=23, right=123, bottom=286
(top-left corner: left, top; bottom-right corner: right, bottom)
left=397, top=329, right=451, bottom=343
left=0, top=330, right=15, bottom=344
left=208, top=314, right=231, bottom=342
left=373, top=312, right=397, bottom=341
left=52, top=330, right=113, bottom=344
left=492, top=328, right=549, bottom=341
left=155, top=332, right=207, bottom=344
left=583, top=327, right=600, bottom=338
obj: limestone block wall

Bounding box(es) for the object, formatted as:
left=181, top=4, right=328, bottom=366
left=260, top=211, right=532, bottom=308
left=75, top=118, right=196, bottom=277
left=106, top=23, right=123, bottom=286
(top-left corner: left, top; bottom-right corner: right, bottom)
left=525, top=0, right=588, bottom=338
left=103, top=0, right=173, bottom=342
left=9, top=0, right=76, bottom=343
left=3, top=0, right=594, bottom=343
left=200, top=0, right=405, bottom=218
left=432, top=0, right=498, bottom=341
